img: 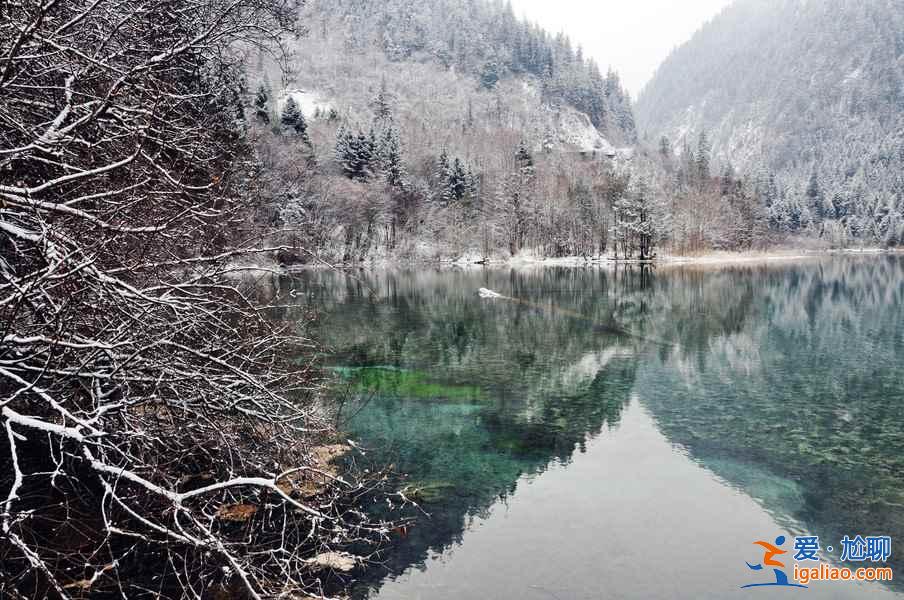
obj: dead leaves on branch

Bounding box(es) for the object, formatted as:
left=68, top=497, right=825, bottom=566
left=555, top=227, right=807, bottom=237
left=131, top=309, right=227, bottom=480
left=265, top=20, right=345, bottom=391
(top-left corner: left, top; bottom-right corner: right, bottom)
left=213, top=444, right=351, bottom=524
left=216, top=503, right=259, bottom=522
left=276, top=443, right=351, bottom=499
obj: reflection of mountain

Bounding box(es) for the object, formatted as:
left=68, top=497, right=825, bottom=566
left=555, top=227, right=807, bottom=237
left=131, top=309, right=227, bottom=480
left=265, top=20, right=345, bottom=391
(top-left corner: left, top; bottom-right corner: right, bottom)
left=295, top=257, right=904, bottom=596
left=635, top=257, right=904, bottom=583
left=294, top=268, right=644, bottom=597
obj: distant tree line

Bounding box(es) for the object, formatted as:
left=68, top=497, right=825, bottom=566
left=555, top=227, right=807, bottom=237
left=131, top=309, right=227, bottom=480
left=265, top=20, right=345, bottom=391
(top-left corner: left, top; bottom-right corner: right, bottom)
left=638, top=0, right=904, bottom=249
left=321, top=0, right=637, bottom=144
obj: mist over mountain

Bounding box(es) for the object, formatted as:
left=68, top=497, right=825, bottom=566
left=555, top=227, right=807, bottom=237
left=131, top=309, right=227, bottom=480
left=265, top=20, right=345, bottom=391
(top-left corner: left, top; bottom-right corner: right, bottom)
left=636, top=0, right=904, bottom=244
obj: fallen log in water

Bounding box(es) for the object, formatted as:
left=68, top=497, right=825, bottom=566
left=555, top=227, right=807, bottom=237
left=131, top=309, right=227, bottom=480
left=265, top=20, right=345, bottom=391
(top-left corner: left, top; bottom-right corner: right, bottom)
left=478, top=288, right=505, bottom=299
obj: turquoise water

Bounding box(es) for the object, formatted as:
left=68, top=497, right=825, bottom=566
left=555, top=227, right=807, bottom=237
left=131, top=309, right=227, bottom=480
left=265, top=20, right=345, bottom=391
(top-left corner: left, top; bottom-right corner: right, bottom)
left=294, top=257, right=904, bottom=599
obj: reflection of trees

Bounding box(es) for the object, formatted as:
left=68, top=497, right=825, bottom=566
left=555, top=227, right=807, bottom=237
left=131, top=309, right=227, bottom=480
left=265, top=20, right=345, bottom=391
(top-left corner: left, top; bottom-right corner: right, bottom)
left=294, top=268, right=642, bottom=597
left=297, top=257, right=904, bottom=595
left=639, top=257, right=904, bottom=583
left=344, top=355, right=638, bottom=599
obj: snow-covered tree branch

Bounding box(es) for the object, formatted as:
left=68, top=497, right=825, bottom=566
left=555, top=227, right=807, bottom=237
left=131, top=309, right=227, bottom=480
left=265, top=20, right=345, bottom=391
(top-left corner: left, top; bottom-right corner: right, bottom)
left=0, top=1, right=392, bottom=597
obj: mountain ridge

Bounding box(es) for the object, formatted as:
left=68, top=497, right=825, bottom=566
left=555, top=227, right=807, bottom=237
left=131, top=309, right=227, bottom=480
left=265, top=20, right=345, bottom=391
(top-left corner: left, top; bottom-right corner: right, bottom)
left=636, top=0, right=904, bottom=244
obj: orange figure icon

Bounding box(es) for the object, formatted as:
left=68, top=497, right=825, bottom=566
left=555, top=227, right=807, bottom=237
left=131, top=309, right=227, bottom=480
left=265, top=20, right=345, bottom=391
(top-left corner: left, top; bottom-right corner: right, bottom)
left=741, top=535, right=807, bottom=589
left=752, top=539, right=787, bottom=568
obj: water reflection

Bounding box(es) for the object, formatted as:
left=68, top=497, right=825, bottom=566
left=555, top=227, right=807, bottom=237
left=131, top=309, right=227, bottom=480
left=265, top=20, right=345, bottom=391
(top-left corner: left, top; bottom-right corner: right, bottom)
left=293, top=257, right=904, bottom=598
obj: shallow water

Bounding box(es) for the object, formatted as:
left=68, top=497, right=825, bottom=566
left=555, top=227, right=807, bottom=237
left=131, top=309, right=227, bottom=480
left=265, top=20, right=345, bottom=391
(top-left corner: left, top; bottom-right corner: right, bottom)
left=292, top=257, right=904, bottom=599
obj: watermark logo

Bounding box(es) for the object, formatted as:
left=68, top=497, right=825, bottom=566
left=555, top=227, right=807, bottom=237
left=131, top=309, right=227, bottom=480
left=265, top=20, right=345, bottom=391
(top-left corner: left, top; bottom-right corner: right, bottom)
left=742, top=535, right=893, bottom=589
left=741, top=535, right=808, bottom=589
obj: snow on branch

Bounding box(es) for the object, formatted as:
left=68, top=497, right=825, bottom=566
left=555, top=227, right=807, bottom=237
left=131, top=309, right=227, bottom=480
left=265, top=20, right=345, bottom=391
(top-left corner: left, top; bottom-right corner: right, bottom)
left=0, top=1, right=395, bottom=597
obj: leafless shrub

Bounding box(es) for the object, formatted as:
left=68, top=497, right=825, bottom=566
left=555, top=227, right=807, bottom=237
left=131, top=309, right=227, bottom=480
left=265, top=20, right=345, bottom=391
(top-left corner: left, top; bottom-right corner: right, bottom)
left=0, top=1, right=391, bottom=597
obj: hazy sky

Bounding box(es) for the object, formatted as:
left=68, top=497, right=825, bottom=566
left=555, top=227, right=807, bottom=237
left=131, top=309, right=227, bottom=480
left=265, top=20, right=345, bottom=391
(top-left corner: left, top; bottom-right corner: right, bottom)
left=508, top=0, right=735, bottom=97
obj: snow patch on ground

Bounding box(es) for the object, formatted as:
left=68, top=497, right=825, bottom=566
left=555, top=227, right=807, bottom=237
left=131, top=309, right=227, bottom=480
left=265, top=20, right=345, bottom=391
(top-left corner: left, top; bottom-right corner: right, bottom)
left=551, top=106, right=617, bottom=156
left=658, top=251, right=818, bottom=266
left=449, top=249, right=486, bottom=266
left=279, top=88, right=334, bottom=120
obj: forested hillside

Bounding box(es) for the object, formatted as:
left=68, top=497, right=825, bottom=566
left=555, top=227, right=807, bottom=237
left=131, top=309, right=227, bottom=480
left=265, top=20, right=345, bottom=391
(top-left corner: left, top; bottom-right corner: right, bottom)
left=249, top=0, right=680, bottom=263
left=636, top=0, right=904, bottom=247
left=324, top=0, right=637, bottom=144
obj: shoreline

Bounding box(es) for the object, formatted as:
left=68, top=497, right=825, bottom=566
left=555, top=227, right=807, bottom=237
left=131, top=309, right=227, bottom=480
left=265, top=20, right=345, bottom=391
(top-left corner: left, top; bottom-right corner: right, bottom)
left=284, top=247, right=903, bottom=273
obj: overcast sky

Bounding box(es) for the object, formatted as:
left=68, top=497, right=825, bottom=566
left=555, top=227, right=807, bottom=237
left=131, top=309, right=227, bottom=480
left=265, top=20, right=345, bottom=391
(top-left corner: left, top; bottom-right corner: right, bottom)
left=508, top=0, right=735, bottom=97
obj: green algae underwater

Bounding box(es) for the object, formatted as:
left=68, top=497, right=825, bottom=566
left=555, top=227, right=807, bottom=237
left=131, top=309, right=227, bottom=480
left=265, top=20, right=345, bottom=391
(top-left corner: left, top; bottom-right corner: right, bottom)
left=289, top=258, right=904, bottom=599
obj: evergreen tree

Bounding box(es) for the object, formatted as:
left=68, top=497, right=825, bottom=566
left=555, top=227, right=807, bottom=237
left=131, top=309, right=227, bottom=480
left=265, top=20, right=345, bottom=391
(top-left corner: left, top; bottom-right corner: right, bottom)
left=280, top=96, right=301, bottom=129
left=335, top=125, right=351, bottom=162
left=516, top=141, right=534, bottom=172
left=281, top=96, right=310, bottom=143
left=335, top=126, right=376, bottom=180
left=659, top=136, right=671, bottom=158
left=465, top=167, right=481, bottom=206
left=613, top=178, right=658, bottom=259
left=380, top=127, right=405, bottom=188
left=437, top=152, right=471, bottom=204
left=372, top=78, right=393, bottom=122
left=696, top=130, right=711, bottom=182
left=499, top=142, right=536, bottom=255
left=788, top=201, right=802, bottom=232
left=806, top=170, right=828, bottom=227
left=480, top=60, right=501, bottom=90
left=833, top=192, right=848, bottom=221
left=437, top=149, right=450, bottom=191
left=254, top=84, right=270, bottom=124
left=356, top=131, right=376, bottom=179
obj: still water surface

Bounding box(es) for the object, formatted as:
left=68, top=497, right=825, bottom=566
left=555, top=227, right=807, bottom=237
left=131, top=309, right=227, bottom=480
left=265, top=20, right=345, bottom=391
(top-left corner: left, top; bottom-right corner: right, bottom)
left=294, top=257, right=904, bottom=599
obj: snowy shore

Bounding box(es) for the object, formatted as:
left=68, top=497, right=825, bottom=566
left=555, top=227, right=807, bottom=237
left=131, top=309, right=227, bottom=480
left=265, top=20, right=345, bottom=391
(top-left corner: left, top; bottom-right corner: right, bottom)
left=284, top=247, right=903, bottom=272
left=440, top=247, right=902, bottom=269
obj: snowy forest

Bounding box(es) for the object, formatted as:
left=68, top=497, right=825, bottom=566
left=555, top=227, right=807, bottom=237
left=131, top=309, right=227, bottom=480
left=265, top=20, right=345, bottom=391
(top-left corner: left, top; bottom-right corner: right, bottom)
left=248, top=0, right=786, bottom=264
left=1, top=0, right=903, bottom=597
left=637, top=0, right=904, bottom=249
left=246, top=0, right=903, bottom=265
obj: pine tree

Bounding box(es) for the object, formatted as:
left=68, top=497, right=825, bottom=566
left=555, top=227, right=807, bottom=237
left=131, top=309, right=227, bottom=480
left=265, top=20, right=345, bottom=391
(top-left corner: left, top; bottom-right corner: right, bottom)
left=372, top=78, right=393, bottom=122
left=336, top=126, right=376, bottom=180
left=659, top=136, right=671, bottom=158
left=806, top=170, right=828, bottom=228
left=335, top=125, right=351, bottom=162
left=498, top=143, right=536, bottom=255
left=465, top=167, right=480, bottom=206
left=335, top=126, right=354, bottom=177
left=380, top=127, right=405, bottom=188
left=516, top=141, right=534, bottom=172
left=354, top=131, right=376, bottom=180
left=788, top=201, right=802, bottom=232
left=480, top=60, right=501, bottom=90
left=254, top=84, right=270, bottom=124
left=281, top=96, right=310, bottom=143
left=833, top=192, right=848, bottom=221
left=437, top=149, right=450, bottom=195
left=281, top=96, right=299, bottom=128
left=448, top=158, right=468, bottom=202
left=696, top=130, right=711, bottom=182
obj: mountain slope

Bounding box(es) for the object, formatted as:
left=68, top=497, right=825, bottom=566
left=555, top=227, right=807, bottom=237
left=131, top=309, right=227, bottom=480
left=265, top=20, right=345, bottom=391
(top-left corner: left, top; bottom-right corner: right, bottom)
left=636, top=0, right=904, bottom=244
left=246, top=0, right=659, bottom=264
left=315, top=0, right=637, bottom=145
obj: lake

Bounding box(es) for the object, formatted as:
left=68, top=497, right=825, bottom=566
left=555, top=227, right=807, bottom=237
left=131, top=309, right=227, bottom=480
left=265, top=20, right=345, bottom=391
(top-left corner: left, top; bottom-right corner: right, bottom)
left=292, top=256, right=904, bottom=599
